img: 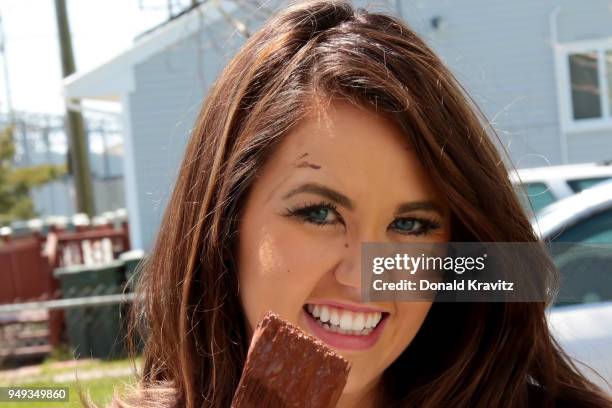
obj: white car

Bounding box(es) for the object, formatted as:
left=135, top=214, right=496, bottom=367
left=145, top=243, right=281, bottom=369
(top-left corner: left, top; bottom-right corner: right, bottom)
left=532, top=179, right=612, bottom=243
left=511, top=161, right=612, bottom=214
left=547, top=303, right=612, bottom=391
left=532, top=181, right=612, bottom=390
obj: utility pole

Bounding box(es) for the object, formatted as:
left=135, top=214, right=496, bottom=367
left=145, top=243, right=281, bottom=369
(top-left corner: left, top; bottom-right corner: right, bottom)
left=54, top=0, right=95, bottom=216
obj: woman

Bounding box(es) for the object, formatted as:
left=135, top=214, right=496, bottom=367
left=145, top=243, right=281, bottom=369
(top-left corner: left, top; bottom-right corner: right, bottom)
left=108, top=1, right=611, bottom=407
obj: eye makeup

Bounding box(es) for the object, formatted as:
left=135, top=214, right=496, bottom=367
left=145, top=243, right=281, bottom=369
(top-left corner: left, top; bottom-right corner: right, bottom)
left=283, top=200, right=345, bottom=227
left=282, top=200, right=442, bottom=236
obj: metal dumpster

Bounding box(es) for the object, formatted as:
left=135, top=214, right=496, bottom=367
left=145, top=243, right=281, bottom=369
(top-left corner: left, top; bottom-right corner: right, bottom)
left=53, top=260, right=127, bottom=359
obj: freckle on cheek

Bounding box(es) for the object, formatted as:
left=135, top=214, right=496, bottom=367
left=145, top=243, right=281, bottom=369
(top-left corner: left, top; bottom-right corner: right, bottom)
left=344, top=243, right=349, bottom=248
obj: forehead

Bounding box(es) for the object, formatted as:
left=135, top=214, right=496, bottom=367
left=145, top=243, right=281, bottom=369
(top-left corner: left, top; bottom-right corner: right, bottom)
left=256, top=100, right=443, bottom=204
left=277, top=101, right=410, bottom=166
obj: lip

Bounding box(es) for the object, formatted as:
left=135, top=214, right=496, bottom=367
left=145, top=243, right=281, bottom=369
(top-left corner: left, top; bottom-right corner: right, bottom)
left=305, top=299, right=389, bottom=313
left=301, top=307, right=388, bottom=351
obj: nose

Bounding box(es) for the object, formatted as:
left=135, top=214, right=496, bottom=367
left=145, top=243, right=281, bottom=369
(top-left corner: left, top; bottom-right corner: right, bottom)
left=334, top=228, right=384, bottom=291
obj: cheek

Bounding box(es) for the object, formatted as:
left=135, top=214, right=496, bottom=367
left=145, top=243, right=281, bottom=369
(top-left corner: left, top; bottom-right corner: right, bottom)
left=389, top=302, right=432, bottom=351
left=237, top=220, right=339, bottom=331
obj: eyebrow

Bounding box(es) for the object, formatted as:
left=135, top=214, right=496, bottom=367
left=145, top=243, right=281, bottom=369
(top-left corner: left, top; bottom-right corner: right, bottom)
left=281, top=182, right=444, bottom=216
left=282, top=183, right=354, bottom=210
left=394, top=201, right=444, bottom=216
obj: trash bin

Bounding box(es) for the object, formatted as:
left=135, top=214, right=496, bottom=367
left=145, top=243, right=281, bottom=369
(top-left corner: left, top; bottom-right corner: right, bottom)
left=53, top=260, right=127, bottom=359
left=119, top=249, right=145, bottom=292
left=118, top=250, right=146, bottom=354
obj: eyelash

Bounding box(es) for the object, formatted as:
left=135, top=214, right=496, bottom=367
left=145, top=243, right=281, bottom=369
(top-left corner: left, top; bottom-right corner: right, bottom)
left=284, top=201, right=343, bottom=227
left=283, top=201, right=441, bottom=236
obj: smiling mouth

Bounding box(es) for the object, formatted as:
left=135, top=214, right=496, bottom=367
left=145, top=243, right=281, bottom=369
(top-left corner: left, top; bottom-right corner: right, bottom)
left=303, top=304, right=388, bottom=336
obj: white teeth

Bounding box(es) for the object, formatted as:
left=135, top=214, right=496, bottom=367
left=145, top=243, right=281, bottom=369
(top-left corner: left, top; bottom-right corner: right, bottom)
left=305, top=304, right=385, bottom=336
left=330, top=309, right=340, bottom=325
left=319, top=306, right=330, bottom=323
left=365, top=314, right=373, bottom=328
left=370, top=312, right=382, bottom=328
left=352, top=313, right=365, bottom=331
left=339, top=311, right=353, bottom=330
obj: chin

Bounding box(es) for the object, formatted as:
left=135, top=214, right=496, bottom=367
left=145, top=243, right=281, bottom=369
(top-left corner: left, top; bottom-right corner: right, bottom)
left=341, top=355, right=383, bottom=394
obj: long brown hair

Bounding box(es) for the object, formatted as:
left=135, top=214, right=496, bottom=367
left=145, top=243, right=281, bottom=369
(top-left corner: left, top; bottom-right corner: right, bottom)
left=104, top=1, right=611, bottom=407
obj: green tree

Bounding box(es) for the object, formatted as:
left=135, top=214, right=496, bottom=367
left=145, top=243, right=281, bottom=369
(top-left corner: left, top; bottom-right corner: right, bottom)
left=0, top=126, right=66, bottom=226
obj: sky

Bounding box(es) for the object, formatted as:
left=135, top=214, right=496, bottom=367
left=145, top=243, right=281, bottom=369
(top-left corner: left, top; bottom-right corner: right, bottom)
left=0, top=0, right=196, bottom=155
left=0, top=0, right=182, bottom=114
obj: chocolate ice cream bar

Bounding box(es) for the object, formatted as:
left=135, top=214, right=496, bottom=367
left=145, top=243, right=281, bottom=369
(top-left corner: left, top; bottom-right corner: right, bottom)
left=231, top=311, right=351, bottom=408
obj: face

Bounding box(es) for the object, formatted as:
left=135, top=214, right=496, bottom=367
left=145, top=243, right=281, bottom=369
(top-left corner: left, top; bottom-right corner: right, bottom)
left=237, top=100, right=451, bottom=403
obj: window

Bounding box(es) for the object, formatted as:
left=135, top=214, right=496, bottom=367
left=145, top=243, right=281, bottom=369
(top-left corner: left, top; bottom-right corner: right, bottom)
left=558, top=43, right=612, bottom=131
left=608, top=50, right=612, bottom=112
left=551, top=209, right=612, bottom=306
left=555, top=208, right=612, bottom=243
left=567, top=176, right=611, bottom=193
left=516, top=182, right=557, bottom=213
left=569, top=52, right=601, bottom=120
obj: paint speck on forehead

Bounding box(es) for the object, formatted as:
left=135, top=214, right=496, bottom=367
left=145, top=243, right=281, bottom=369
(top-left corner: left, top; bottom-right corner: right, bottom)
left=294, top=161, right=322, bottom=170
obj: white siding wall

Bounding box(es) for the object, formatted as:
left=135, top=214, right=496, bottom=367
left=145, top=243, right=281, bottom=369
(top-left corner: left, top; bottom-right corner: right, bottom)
left=31, top=178, right=75, bottom=216
left=126, top=13, right=251, bottom=249
left=398, top=0, right=561, bottom=168
left=31, top=177, right=124, bottom=217
left=402, top=0, right=612, bottom=167
left=125, top=0, right=612, bottom=249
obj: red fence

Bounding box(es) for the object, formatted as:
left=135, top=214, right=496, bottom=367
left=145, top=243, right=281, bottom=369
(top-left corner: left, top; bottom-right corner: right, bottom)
left=0, top=222, right=130, bottom=354
left=0, top=235, right=53, bottom=304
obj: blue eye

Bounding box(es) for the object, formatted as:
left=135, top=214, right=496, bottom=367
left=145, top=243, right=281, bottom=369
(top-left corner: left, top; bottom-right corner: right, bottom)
left=284, top=202, right=343, bottom=226
left=392, top=218, right=418, bottom=231
left=308, top=207, right=333, bottom=223
left=284, top=203, right=440, bottom=236
left=390, top=217, right=440, bottom=236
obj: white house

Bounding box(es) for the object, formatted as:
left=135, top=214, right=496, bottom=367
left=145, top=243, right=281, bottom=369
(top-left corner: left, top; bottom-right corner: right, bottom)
left=63, top=0, right=251, bottom=249
left=63, top=0, right=612, bottom=250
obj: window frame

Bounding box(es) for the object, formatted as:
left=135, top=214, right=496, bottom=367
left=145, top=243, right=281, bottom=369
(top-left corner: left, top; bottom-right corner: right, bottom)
left=554, top=38, right=612, bottom=133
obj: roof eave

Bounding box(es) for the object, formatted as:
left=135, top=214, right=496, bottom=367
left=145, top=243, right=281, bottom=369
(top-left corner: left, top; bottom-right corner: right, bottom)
left=62, top=0, right=236, bottom=101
